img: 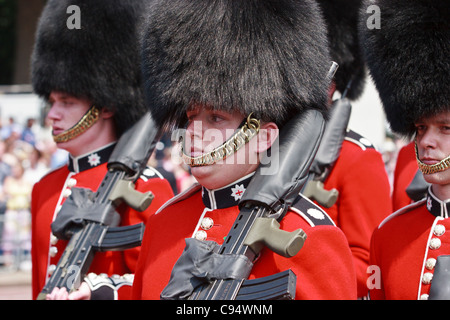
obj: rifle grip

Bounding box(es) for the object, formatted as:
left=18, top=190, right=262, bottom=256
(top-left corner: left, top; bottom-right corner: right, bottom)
left=244, top=218, right=306, bottom=258
left=108, top=180, right=154, bottom=211
left=303, top=180, right=338, bottom=208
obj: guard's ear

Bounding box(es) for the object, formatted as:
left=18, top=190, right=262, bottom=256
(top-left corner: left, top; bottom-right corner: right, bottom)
left=255, top=122, right=279, bottom=154
left=100, top=107, right=115, bottom=120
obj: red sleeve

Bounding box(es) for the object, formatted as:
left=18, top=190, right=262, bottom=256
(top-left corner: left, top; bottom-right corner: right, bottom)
left=289, top=226, right=357, bottom=299
left=276, top=212, right=357, bottom=300
left=322, top=141, right=392, bottom=297
left=247, top=207, right=357, bottom=300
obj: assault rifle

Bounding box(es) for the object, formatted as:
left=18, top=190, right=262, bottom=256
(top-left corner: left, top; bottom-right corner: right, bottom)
left=301, top=97, right=352, bottom=207
left=37, top=112, right=158, bottom=300
left=161, top=109, right=326, bottom=300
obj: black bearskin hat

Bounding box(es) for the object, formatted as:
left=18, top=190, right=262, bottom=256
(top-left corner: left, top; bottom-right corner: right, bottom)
left=318, top=0, right=366, bottom=100
left=32, top=0, right=146, bottom=135
left=141, top=0, right=332, bottom=128
left=360, top=0, right=450, bottom=136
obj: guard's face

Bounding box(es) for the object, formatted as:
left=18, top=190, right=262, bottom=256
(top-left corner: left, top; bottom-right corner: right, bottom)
left=47, top=91, right=91, bottom=138
left=415, top=110, right=450, bottom=187
left=185, top=106, right=245, bottom=158
left=185, top=106, right=258, bottom=189
left=46, top=91, right=109, bottom=156
left=184, top=105, right=260, bottom=190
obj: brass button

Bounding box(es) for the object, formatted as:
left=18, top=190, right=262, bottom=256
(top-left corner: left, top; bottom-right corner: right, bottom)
left=201, top=217, right=214, bottom=230
left=434, top=224, right=446, bottom=237
left=48, top=264, right=56, bottom=276
left=194, top=230, right=207, bottom=241
left=429, top=238, right=441, bottom=250
left=67, top=178, right=77, bottom=188
left=422, top=272, right=433, bottom=285
left=425, top=258, right=436, bottom=270
left=50, top=234, right=58, bottom=245
left=62, top=188, right=72, bottom=198
left=49, top=246, right=58, bottom=257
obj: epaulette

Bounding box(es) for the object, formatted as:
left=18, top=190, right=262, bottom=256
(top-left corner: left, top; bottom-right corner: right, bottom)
left=345, top=129, right=376, bottom=150
left=139, top=166, right=165, bottom=181
left=290, top=193, right=336, bottom=227
left=378, top=198, right=426, bottom=229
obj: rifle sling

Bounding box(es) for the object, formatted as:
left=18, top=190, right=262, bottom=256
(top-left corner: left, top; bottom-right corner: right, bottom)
left=51, top=187, right=120, bottom=240
left=160, top=238, right=254, bottom=300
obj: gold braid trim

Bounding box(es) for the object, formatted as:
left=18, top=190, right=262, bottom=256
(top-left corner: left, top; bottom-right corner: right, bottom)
left=53, top=105, right=100, bottom=143
left=415, top=142, right=450, bottom=174
left=181, top=113, right=260, bottom=167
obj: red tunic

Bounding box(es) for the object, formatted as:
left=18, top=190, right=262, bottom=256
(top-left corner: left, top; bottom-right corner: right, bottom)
left=132, top=174, right=357, bottom=300
left=317, top=131, right=392, bottom=297
left=31, top=144, right=174, bottom=299
left=370, top=188, right=450, bottom=300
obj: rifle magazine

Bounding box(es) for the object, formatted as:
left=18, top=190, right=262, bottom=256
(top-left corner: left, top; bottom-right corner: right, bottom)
left=236, top=269, right=296, bottom=300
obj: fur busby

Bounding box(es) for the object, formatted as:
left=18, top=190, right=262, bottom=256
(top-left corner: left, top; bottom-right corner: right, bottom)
left=141, top=0, right=331, bottom=128
left=317, top=0, right=366, bottom=100
left=360, top=0, right=450, bottom=136
left=31, top=0, right=146, bottom=135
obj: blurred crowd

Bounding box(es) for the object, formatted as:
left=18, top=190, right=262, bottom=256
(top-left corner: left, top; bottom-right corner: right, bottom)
left=0, top=116, right=65, bottom=270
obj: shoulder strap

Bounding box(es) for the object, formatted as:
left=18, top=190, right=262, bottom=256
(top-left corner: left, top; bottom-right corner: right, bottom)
left=290, top=193, right=336, bottom=227
left=345, top=130, right=375, bottom=150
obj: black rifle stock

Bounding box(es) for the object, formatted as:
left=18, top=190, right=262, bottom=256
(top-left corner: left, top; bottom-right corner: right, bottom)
left=301, top=97, right=352, bottom=207
left=37, top=112, right=158, bottom=300
left=405, top=169, right=429, bottom=202
left=188, top=109, right=326, bottom=300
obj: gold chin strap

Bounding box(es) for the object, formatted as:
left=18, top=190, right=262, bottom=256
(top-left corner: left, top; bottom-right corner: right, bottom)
left=52, top=105, right=100, bottom=143
left=415, top=142, right=450, bottom=174
left=180, top=113, right=260, bottom=167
